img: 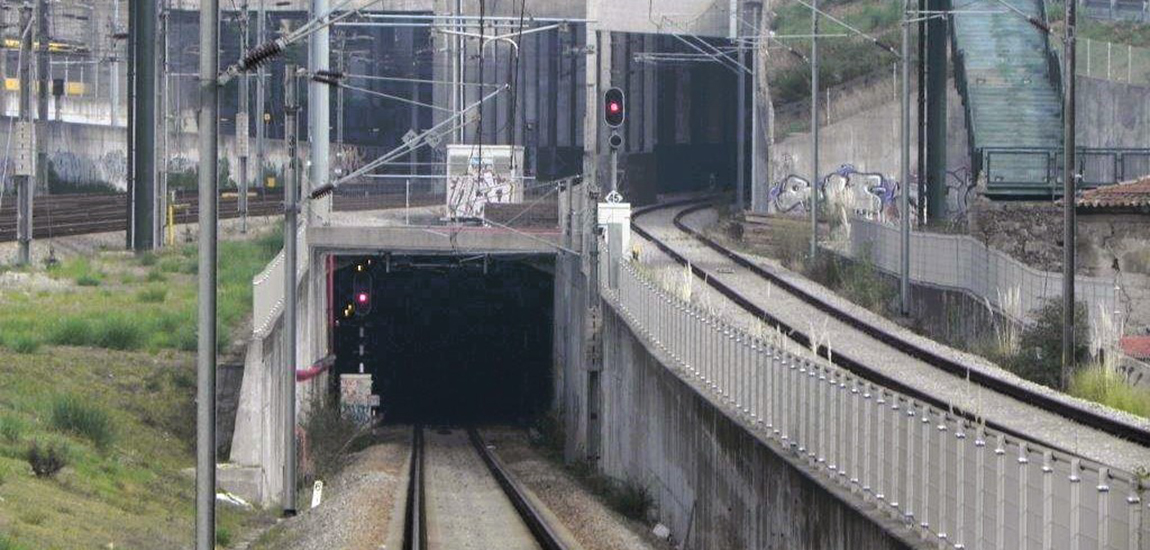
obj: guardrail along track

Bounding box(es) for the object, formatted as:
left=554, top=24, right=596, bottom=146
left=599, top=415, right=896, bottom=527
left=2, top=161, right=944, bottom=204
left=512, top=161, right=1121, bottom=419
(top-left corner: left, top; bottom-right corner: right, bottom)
left=403, top=426, right=567, bottom=550
left=630, top=198, right=1150, bottom=450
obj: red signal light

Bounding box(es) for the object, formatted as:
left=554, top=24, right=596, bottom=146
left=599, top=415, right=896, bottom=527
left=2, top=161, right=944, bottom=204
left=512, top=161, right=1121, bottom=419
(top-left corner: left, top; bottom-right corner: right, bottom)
left=357, top=292, right=369, bottom=304
left=604, top=87, right=625, bottom=127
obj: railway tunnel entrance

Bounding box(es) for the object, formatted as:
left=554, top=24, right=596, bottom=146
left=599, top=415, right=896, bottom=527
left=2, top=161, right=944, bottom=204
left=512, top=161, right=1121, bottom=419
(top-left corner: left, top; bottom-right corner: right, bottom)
left=330, top=254, right=555, bottom=425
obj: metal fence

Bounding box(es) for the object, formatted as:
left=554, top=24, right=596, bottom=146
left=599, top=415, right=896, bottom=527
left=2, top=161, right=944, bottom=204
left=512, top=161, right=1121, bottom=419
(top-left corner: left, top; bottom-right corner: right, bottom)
left=604, top=251, right=1146, bottom=549
left=847, top=217, right=1117, bottom=328
left=1051, top=35, right=1150, bottom=86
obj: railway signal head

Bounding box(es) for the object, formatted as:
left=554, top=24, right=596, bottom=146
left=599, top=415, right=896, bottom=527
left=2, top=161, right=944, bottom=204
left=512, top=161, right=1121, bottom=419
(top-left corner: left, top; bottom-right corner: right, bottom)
left=352, top=270, right=372, bottom=317
left=604, top=87, right=625, bottom=128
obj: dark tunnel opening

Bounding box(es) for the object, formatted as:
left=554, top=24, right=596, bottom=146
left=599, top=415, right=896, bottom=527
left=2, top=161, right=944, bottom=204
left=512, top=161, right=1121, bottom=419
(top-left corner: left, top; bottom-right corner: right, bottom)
left=331, top=255, right=555, bottom=425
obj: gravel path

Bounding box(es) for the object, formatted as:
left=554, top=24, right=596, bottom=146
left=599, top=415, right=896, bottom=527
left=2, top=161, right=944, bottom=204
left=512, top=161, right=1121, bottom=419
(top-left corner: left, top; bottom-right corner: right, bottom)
left=634, top=201, right=1150, bottom=473
left=424, top=428, right=540, bottom=550
left=246, top=426, right=410, bottom=550
left=481, top=428, right=673, bottom=550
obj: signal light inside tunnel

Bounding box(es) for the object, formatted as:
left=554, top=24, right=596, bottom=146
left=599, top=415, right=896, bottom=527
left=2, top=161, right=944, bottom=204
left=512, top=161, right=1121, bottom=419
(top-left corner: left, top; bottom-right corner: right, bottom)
left=357, top=292, right=369, bottom=305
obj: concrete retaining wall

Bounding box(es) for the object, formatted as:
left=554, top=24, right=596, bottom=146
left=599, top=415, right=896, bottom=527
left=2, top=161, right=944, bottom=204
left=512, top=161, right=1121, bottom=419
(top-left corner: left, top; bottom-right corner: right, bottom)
left=553, top=223, right=922, bottom=549
left=585, top=305, right=921, bottom=549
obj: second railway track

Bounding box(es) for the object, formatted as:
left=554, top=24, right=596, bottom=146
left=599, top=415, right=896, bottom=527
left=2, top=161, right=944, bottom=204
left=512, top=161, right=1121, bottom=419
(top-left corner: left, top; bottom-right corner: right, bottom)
left=630, top=197, right=1150, bottom=457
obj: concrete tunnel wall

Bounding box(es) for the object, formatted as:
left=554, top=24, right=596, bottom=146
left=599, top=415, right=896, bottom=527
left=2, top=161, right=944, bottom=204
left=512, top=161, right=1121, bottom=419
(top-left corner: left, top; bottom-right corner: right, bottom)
left=553, top=249, right=922, bottom=549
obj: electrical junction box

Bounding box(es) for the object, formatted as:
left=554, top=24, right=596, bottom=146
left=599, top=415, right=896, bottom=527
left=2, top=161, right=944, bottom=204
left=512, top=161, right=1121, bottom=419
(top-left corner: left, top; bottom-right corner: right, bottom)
left=598, top=201, right=631, bottom=254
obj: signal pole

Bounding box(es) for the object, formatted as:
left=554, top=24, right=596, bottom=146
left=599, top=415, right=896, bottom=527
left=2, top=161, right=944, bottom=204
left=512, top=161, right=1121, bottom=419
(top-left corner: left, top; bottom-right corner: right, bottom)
left=899, top=2, right=911, bottom=315
left=195, top=0, right=219, bottom=539
left=809, top=0, right=819, bottom=260
left=255, top=0, right=266, bottom=189
left=15, top=4, right=33, bottom=265
left=736, top=14, right=746, bottom=211
left=282, top=64, right=300, bottom=516
left=237, top=5, right=250, bottom=233
left=130, top=0, right=157, bottom=251
left=1061, top=1, right=1078, bottom=387
left=36, top=0, right=48, bottom=198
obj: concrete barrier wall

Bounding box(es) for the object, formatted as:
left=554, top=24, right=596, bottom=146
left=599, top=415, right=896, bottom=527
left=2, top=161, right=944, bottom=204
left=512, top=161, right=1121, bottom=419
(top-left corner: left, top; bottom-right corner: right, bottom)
left=593, top=306, right=918, bottom=549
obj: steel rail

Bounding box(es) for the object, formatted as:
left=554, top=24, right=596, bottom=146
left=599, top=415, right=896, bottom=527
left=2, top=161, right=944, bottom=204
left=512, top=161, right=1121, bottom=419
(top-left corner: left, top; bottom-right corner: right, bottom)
left=630, top=197, right=1150, bottom=454
left=467, top=428, right=569, bottom=550
left=402, top=425, right=425, bottom=550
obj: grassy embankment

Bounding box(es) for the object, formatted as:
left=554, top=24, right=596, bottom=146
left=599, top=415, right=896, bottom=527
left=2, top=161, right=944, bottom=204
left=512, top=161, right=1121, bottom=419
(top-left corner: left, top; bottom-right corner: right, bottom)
left=0, top=230, right=282, bottom=549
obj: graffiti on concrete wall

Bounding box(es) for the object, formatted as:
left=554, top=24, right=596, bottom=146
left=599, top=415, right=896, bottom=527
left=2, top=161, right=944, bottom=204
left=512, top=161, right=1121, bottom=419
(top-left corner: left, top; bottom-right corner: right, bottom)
left=766, top=161, right=975, bottom=225
left=768, top=163, right=913, bottom=224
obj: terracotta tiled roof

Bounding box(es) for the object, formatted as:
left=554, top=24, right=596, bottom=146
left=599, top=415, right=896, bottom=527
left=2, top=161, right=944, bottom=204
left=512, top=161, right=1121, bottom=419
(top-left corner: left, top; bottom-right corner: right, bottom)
left=1121, top=336, right=1150, bottom=360
left=1077, top=177, right=1150, bottom=210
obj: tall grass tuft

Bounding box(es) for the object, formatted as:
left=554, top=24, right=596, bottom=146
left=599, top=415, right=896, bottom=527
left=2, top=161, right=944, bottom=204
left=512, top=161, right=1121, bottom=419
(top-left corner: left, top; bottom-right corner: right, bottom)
left=94, top=316, right=145, bottom=351
left=6, top=335, right=40, bottom=354
left=987, top=286, right=1023, bottom=356
left=50, top=318, right=94, bottom=346
left=0, top=415, right=25, bottom=443
left=136, top=287, right=168, bottom=303
left=1069, top=366, right=1150, bottom=419
left=50, top=395, right=115, bottom=451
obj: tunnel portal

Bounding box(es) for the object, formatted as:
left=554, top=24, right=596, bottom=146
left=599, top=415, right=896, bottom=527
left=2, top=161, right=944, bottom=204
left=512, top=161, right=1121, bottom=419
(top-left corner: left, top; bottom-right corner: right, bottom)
left=331, top=254, right=555, bottom=425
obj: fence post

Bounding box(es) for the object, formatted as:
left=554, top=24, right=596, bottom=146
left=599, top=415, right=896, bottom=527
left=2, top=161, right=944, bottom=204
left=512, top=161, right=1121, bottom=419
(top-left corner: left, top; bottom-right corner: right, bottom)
left=863, top=389, right=873, bottom=498
left=889, top=399, right=901, bottom=515
left=1070, top=458, right=1082, bottom=550
left=954, top=427, right=967, bottom=548
left=818, top=370, right=829, bottom=466
left=1043, top=451, right=1054, bottom=550
left=995, top=435, right=1007, bottom=549
left=1129, top=480, right=1143, bottom=550
left=1018, top=443, right=1030, bottom=549
left=937, top=419, right=949, bottom=544
left=905, top=406, right=917, bottom=527
left=921, top=413, right=932, bottom=537
left=875, top=393, right=886, bottom=503
left=975, top=428, right=986, bottom=548
left=1098, top=467, right=1111, bottom=550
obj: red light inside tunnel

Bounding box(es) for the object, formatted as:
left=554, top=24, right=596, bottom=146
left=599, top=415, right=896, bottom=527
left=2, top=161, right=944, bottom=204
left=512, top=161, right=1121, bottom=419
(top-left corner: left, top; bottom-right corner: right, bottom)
left=608, top=102, right=620, bottom=113
left=357, top=292, right=369, bottom=304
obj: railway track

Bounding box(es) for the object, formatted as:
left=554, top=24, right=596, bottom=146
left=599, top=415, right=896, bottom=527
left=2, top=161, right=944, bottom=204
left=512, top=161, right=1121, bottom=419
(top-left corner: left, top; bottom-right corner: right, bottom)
left=403, top=426, right=568, bottom=550
left=630, top=197, right=1150, bottom=454
left=0, top=190, right=442, bottom=243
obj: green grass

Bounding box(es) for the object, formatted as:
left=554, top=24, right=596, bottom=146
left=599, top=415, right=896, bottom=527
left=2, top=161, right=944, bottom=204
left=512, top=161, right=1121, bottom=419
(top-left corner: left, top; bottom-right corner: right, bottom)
left=1, top=229, right=282, bottom=354
left=135, top=287, right=168, bottom=303
left=1069, top=366, right=1150, bottom=418
left=0, top=231, right=283, bottom=547
left=0, top=348, right=269, bottom=549
left=4, top=335, right=41, bottom=355
left=0, top=415, right=25, bottom=443
left=769, top=0, right=904, bottom=105
left=50, top=395, right=115, bottom=451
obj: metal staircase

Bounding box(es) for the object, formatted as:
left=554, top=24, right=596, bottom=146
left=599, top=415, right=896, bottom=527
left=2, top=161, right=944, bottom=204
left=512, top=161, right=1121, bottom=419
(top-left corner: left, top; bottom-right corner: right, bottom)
left=950, top=0, right=1065, bottom=197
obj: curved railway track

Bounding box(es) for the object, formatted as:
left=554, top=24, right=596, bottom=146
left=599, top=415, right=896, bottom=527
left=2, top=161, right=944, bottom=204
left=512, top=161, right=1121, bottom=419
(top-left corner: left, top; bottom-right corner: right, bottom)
left=630, top=197, right=1150, bottom=452
left=403, top=426, right=568, bottom=550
